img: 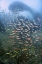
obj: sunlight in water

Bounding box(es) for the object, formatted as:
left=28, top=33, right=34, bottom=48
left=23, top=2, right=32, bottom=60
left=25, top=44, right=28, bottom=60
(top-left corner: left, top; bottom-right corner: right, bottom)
left=0, top=0, right=41, bottom=12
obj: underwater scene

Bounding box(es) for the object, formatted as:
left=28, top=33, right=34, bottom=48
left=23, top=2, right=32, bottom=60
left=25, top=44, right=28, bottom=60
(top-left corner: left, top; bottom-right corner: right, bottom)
left=0, top=0, right=42, bottom=64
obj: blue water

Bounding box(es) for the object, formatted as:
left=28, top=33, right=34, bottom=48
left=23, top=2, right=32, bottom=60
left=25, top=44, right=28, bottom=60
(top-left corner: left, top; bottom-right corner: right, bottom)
left=0, top=1, right=42, bottom=64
